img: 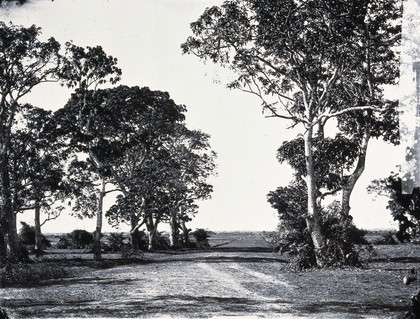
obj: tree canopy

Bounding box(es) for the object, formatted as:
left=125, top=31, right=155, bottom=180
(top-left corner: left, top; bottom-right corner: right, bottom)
left=183, top=0, right=400, bottom=267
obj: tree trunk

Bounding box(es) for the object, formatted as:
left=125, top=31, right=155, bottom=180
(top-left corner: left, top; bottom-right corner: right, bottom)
left=93, top=178, right=105, bottom=261
left=341, top=132, right=370, bottom=227
left=146, top=214, right=160, bottom=251
left=1, top=152, right=23, bottom=262
left=34, top=200, right=43, bottom=257
left=130, top=214, right=140, bottom=251
left=181, top=220, right=191, bottom=247
left=304, top=126, right=327, bottom=267
left=169, top=210, right=179, bottom=248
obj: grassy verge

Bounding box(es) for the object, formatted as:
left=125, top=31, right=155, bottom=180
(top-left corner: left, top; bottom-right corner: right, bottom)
left=0, top=263, right=69, bottom=287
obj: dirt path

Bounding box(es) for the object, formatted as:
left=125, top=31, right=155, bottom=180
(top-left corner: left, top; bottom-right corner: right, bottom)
left=0, top=233, right=410, bottom=318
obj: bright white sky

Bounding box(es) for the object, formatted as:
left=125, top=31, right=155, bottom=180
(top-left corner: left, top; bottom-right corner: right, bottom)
left=1, top=0, right=402, bottom=233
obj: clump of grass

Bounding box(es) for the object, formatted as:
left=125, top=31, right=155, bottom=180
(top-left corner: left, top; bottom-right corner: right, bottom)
left=0, top=263, right=69, bottom=287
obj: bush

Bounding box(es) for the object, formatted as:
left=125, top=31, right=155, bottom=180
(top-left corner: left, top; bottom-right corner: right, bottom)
left=57, top=236, right=71, bottom=249
left=192, top=228, right=212, bottom=248
left=68, top=229, right=93, bottom=249
left=106, top=233, right=133, bottom=253
left=321, top=206, right=370, bottom=267
left=271, top=198, right=370, bottom=270
left=19, top=222, right=51, bottom=248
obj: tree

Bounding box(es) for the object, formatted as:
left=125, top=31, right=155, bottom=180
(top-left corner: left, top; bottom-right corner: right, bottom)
left=368, top=172, right=420, bottom=243
left=56, top=43, right=122, bottom=261
left=182, top=0, right=400, bottom=267
left=97, top=87, right=187, bottom=251
left=164, top=126, right=216, bottom=248
left=9, top=104, right=67, bottom=256
left=0, top=22, right=60, bottom=263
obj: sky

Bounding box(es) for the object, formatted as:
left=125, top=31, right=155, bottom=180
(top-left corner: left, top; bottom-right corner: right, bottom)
left=0, top=0, right=403, bottom=233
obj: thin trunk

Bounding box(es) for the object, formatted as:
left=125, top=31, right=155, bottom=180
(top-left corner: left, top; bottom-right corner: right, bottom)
left=146, top=214, right=161, bottom=251
left=181, top=220, right=191, bottom=247
left=146, top=214, right=156, bottom=251
left=304, top=126, right=327, bottom=267
left=130, top=214, right=141, bottom=251
left=130, top=198, right=145, bottom=251
left=341, top=132, right=370, bottom=226
left=34, top=200, right=43, bottom=257
left=169, top=209, right=179, bottom=248
left=93, top=178, right=105, bottom=261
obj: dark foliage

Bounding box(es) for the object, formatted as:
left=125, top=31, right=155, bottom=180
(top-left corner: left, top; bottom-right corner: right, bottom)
left=192, top=228, right=212, bottom=248
left=404, top=290, right=420, bottom=319
left=18, top=222, right=51, bottom=248
left=0, top=0, right=28, bottom=5
left=268, top=184, right=369, bottom=270
left=0, top=263, right=68, bottom=287
left=0, top=308, right=10, bottom=319
left=369, top=172, right=420, bottom=243
left=68, top=229, right=93, bottom=249
left=56, top=237, right=70, bottom=249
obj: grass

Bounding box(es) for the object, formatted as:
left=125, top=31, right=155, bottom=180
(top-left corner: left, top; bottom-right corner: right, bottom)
left=0, top=263, right=70, bottom=287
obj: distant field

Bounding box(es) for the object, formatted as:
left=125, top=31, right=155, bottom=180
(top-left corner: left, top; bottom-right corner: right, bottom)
left=0, top=231, right=418, bottom=319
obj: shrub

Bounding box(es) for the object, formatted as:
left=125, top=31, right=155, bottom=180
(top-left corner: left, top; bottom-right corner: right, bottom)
left=68, top=229, right=93, bottom=249
left=0, top=263, right=68, bottom=287
left=57, top=236, right=71, bottom=249
left=18, top=222, right=51, bottom=248
left=270, top=195, right=370, bottom=270
left=106, top=233, right=129, bottom=253
left=192, top=228, right=212, bottom=248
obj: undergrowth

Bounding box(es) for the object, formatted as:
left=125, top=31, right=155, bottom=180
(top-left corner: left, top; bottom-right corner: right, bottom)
left=0, top=263, right=69, bottom=287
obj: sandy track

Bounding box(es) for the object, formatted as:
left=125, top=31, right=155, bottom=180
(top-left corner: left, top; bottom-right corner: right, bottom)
left=0, top=233, right=408, bottom=318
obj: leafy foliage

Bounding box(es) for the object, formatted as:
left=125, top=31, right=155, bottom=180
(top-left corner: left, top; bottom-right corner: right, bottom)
left=368, top=172, right=420, bottom=243
left=192, top=228, right=212, bottom=248
left=18, top=222, right=50, bottom=248
left=0, top=22, right=61, bottom=263
left=68, top=229, right=93, bottom=249
left=184, top=0, right=400, bottom=267
left=268, top=182, right=369, bottom=270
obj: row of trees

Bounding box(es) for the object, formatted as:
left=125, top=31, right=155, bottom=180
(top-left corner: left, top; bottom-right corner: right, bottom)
left=0, top=22, right=216, bottom=263
left=183, top=0, right=401, bottom=267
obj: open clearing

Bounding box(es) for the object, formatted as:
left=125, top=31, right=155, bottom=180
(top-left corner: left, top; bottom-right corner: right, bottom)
left=0, top=232, right=418, bottom=318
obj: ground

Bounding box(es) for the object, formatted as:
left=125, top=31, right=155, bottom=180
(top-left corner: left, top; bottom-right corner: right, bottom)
left=0, top=231, right=418, bottom=318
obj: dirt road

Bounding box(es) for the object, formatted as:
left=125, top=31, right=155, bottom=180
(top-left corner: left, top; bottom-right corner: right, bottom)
left=0, top=233, right=409, bottom=318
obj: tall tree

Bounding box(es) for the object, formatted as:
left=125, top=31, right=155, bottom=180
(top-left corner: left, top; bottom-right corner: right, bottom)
left=0, top=22, right=60, bottom=262
left=164, top=126, right=216, bottom=248
left=9, top=104, right=68, bottom=256
left=101, top=87, right=186, bottom=251
left=57, top=43, right=121, bottom=260
left=182, top=0, right=400, bottom=267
